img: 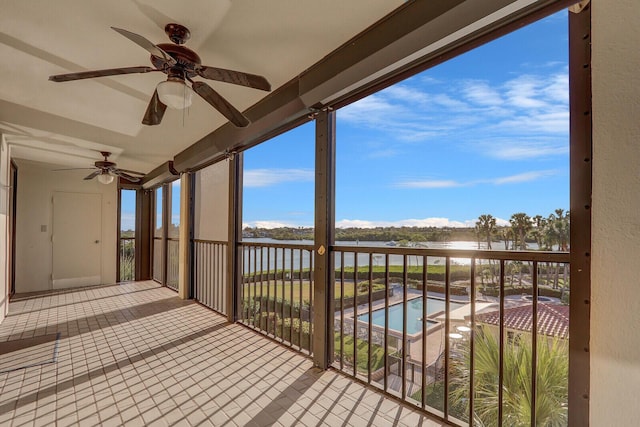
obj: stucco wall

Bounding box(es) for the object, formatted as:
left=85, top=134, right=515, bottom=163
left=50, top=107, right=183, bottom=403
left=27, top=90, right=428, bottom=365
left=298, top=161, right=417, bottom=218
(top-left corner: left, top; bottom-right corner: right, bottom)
left=591, top=0, right=640, bottom=424
left=15, top=162, right=117, bottom=293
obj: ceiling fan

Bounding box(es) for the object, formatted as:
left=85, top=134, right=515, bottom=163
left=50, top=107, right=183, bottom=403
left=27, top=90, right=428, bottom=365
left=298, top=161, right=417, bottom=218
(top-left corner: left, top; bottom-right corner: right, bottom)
left=55, top=151, right=145, bottom=184
left=49, top=23, right=271, bottom=127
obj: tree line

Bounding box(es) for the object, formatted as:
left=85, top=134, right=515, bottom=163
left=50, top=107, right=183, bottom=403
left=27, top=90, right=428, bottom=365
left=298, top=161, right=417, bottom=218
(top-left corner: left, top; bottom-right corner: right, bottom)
left=475, top=209, right=569, bottom=251
left=242, top=208, right=569, bottom=251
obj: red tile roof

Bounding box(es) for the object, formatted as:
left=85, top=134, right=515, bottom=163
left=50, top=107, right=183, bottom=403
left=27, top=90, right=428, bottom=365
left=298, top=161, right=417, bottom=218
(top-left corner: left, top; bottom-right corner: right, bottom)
left=473, top=303, right=569, bottom=339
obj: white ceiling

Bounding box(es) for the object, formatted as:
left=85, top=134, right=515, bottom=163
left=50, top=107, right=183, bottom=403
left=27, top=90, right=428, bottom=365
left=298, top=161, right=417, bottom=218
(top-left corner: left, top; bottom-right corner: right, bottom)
left=0, top=0, right=403, bottom=173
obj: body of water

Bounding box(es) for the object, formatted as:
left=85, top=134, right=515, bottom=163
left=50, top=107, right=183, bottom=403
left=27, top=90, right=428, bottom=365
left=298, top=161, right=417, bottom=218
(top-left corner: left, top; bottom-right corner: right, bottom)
left=241, top=238, right=541, bottom=273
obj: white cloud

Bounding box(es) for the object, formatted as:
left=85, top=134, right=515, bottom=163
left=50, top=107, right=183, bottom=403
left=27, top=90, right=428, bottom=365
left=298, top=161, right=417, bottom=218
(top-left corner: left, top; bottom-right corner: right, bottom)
left=244, top=168, right=314, bottom=187
left=462, top=81, right=503, bottom=106
left=490, top=170, right=557, bottom=184
left=336, top=69, right=569, bottom=161
left=396, top=180, right=461, bottom=189
left=395, top=170, right=557, bottom=188
left=242, top=220, right=298, bottom=229
left=336, top=217, right=511, bottom=229
left=478, top=137, right=568, bottom=160
left=243, top=216, right=512, bottom=230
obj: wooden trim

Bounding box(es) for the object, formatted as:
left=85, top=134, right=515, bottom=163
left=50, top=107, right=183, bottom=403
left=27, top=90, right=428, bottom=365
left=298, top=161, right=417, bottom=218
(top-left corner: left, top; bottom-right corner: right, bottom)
left=141, top=161, right=178, bottom=189
left=135, top=188, right=152, bottom=281
left=227, top=154, right=243, bottom=322
left=9, top=160, right=17, bottom=298
left=569, top=3, right=592, bottom=426
left=312, top=110, right=336, bottom=369
left=116, top=187, right=122, bottom=282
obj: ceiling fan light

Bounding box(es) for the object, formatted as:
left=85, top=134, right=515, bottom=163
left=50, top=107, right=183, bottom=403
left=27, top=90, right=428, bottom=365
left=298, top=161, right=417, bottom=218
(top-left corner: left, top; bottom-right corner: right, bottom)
left=156, top=80, right=193, bottom=109
left=97, top=171, right=114, bottom=185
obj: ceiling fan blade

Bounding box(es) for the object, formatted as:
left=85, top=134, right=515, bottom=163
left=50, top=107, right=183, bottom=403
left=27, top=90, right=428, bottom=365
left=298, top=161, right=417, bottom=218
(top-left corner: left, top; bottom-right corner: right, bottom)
left=49, top=66, right=157, bottom=82
left=111, top=27, right=176, bottom=67
left=142, top=90, right=167, bottom=126
left=84, top=170, right=102, bottom=180
left=111, top=170, right=142, bottom=182
left=52, top=167, right=95, bottom=171
left=196, top=66, right=271, bottom=91
left=191, top=81, right=250, bottom=128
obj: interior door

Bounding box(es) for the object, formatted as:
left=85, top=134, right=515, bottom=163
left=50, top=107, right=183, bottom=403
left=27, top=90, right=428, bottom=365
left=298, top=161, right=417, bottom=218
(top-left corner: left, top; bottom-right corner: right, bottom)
left=52, top=192, right=102, bottom=288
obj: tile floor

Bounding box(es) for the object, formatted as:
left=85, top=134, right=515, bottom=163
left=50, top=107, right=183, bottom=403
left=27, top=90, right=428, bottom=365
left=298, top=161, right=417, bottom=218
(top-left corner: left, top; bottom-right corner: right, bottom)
left=0, top=281, right=446, bottom=426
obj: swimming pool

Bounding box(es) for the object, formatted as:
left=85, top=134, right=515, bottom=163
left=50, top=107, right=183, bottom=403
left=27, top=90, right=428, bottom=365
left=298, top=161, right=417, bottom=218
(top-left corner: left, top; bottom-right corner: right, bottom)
left=358, top=298, right=465, bottom=335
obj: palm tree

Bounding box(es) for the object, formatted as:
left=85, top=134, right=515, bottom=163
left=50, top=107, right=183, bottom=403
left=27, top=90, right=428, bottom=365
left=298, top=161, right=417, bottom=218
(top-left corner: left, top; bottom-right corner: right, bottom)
left=451, top=327, right=568, bottom=426
left=510, top=213, right=533, bottom=250
left=475, top=214, right=497, bottom=249
left=500, top=228, right=512, bottom=250
left=531, top=215, right=547, bottom=249
left=547, top=209, right=570, bottom=251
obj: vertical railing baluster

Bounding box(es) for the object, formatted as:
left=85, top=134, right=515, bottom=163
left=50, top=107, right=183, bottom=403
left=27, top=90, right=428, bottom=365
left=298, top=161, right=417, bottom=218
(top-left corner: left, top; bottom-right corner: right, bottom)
left=531, top=261, right=539, bottom=427
left=245, top=246, right=253, bottom=323
left=206, top=242, right=210, bottom=307
left=266, top=247, right=271, bottom=335
left=353, top=252, right=358, bottom=378
left=281, top=248, right=286, bottom=343
left=216, top=242, right=219, bottom=310
left=309, top=249, right=314, bottom=355
left=384, top=253, right=389, bottom=393
left=290, top=247, right=294, bottom=346
left=340, top=251, right=345, bottom=370
left=402, top=254, right=408, bottom=401
left=422, top=255, right=427, bottom=410
left=299, top=248, right=303, bottom=350
left=498, top=259, right=505, bottom=426
left=206, top=242, right=210, bottom=308
left=221, top=243, right=224, bottom=312
left=444, top=257, right=450, bottom=421
left=216, top=243, right=219, bottom=311
left=249, top=246, right=258, bottom=328
left=259, top=247, right=264, bottom=329
left=368, top=252, right=373, bottom=384
left=469, top=258, right=476, bottom=424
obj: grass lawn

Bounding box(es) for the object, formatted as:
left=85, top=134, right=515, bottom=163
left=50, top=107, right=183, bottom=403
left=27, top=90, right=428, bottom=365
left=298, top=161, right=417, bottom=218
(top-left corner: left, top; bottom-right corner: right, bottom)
left=242, top=280, right=386, bottom=304
left=334, top=334, right=385, bottom=373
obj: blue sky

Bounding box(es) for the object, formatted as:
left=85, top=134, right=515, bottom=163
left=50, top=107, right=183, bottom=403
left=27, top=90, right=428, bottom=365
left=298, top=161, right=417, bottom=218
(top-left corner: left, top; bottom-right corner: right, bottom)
left=242, top=11, right=569, bottom=229
left=122, top=10, right=569, bottom=231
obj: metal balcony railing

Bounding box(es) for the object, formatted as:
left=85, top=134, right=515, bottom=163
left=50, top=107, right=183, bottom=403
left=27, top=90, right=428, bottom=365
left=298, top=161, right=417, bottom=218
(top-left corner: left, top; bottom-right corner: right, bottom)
left=189, top=238, right=570, bottom=425
left=238, top=242, right=315, bottom=356
left=152, top=237, right=163, bottom=283
left=193, top=240, right=228, bottom=314
left=166, top=238, right=180, bottom=291
left=331, top=245, right=570, bottom=426
left=119, top=237, right=135, bottom=282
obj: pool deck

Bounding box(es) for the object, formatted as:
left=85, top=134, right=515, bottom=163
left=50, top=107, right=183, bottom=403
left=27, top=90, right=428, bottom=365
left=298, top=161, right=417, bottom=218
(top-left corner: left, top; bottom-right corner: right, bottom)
left=338, top=289, right=468, bottom=367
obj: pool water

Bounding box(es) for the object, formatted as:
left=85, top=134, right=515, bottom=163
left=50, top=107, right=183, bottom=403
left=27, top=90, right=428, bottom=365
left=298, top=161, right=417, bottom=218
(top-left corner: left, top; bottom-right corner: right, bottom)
left=358, top=298, right=465, bottom=335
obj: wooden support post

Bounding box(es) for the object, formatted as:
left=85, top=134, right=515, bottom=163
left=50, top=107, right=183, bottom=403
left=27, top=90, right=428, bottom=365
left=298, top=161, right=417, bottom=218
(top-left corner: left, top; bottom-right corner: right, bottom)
left=227, top=154, right=243, bottom=322
left=313, top=110, right=336, bottom=369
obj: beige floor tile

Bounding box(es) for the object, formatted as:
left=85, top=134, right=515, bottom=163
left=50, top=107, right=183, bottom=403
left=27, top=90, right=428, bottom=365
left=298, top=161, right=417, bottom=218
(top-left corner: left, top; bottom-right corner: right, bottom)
left=1, top=282, right=445, bottom=427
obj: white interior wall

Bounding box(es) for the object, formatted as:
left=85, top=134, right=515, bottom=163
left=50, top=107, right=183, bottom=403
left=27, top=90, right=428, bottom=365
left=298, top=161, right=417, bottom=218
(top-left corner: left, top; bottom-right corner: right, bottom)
left=194, top=161, right=229, bottom=241
left=591, top=0, right=640, bottom=424
left=14, top=162, right=117, bottom=293
left=0, top=134, right=8, bottom=321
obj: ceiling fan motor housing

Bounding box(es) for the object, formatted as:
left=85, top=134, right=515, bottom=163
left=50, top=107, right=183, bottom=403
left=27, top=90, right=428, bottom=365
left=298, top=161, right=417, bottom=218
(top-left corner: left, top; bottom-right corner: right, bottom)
left=151, top=44, right=201, bottom=78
